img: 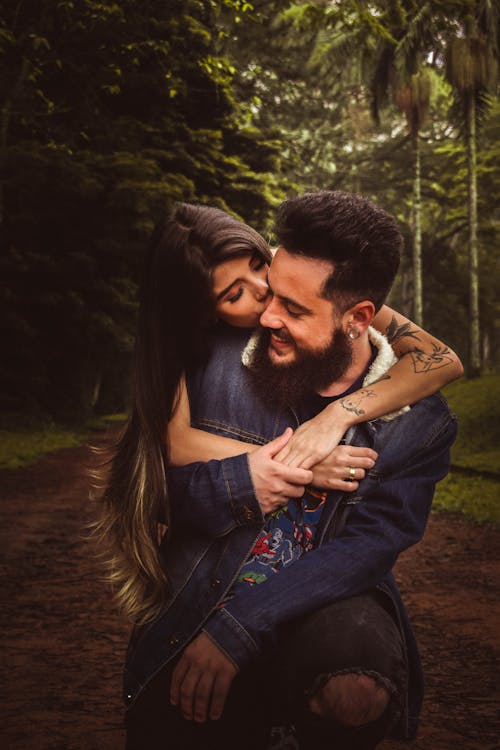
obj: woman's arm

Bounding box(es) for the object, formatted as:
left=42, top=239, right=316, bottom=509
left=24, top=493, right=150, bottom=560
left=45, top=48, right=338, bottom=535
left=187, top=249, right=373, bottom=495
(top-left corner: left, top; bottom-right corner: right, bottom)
left=366, top=303, right=464, bottom=406
left=168, top=377, right=375, bottom=492
left=168, top=376, right=251, bottom=467
left=170, top=307, right=463, bottom=470
left=374, top=304, right=463, bottom=374
left=277, top=306, right=463, bottom=468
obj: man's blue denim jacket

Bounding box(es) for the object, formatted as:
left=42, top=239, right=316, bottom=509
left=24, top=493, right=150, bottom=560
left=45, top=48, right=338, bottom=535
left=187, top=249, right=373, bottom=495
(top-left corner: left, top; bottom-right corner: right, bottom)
left=124, top=326, right=457, bottom=740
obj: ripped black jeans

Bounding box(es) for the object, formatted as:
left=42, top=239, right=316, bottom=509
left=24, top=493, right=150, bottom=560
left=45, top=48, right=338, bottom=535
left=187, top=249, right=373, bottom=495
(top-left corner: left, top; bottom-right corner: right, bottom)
left=126, top=589, right=406, bottom=750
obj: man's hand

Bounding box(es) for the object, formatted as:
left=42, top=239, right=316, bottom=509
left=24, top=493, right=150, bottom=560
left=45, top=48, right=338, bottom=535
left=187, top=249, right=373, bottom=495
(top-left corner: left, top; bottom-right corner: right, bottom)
left=170, top=632, right=238, bottom=723
left=311, top=445, right=378, bottom=491
left=248, top=428, right=313, bottom=514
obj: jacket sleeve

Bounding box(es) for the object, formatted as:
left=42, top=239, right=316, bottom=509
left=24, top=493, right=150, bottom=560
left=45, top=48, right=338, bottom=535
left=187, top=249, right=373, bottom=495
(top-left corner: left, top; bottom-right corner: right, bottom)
left=167, top=454, right=264, bottom=538
left=203, top=411, right=457, bottom=669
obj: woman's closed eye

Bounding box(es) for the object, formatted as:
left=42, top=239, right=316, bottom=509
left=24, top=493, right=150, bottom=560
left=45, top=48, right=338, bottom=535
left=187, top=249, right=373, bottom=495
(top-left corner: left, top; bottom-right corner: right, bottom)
left=250, top=257, right=265, bottom=272
left=213, top=253, right=269, bottom=327
left=226, top=287, right=243, bottom=304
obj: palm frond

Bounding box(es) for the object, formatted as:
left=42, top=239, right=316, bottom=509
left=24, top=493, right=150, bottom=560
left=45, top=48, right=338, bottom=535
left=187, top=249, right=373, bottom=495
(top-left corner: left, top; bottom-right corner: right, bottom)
left=369, top=43, right=395, bottom=124
left=272, top=2, right=326, bottom=34
left=307, top=26, right=365, bottom=76
left=446, top=35, right=499, bottom=92
left=396, top=2, right=435, bottom=72
left=477, top=0, right=500, bottom=57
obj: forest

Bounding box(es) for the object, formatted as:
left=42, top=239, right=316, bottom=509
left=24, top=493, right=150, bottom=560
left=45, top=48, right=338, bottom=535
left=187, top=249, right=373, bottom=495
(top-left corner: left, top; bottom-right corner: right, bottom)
left=2, top=7, right=499, bottom=747
left=1, top=0, right=499, bottom=420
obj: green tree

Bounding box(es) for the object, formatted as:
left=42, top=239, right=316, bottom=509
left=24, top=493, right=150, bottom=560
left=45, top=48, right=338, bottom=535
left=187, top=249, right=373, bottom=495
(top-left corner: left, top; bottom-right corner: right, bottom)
left=368, top=1, right=442, bottom=327
left=445, top=0, right=499, bottom=376
left=267, top=1, right=436, bottom=324
left=0, top=0, right=288, bottom=417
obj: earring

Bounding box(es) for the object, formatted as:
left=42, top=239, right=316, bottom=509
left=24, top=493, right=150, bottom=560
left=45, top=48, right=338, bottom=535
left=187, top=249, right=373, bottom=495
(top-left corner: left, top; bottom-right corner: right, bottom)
left=348, top=326, right=360, bottom=340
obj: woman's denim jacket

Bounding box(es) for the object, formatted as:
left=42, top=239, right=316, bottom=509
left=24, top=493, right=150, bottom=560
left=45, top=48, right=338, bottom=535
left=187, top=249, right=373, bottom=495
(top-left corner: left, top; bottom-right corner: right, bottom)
left=124, top=326, right=457, bottom=740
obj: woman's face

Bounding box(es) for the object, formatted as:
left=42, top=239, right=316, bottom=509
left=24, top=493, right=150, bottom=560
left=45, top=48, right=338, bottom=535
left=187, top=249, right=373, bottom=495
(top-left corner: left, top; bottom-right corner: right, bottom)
left=212, top=252, right=270, bottom=328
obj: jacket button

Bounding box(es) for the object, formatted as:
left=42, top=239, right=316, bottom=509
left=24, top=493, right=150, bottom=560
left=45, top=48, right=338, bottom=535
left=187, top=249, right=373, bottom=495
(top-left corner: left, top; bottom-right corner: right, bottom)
left=242, top=506, right=255, bottom=521
left=169, top=636, right=179, bottom=647
left=211, top=578, right=221, bottom=588
left=125, top=693, right=132, bottom=704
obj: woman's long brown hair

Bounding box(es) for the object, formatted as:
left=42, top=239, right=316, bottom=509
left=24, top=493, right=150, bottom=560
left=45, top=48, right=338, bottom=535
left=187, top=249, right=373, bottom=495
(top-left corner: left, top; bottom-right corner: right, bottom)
left=92, top=203, right=270, bottom=625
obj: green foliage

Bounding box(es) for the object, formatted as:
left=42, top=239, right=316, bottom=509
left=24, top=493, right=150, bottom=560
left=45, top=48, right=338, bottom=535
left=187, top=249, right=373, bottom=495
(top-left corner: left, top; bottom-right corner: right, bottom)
left=0, top=427, right=83, bottom=470
left=433, top=374, right=500, bottom=525
left=447, top=35, right=499, bottom=92
left=0, top=413, right=126, bottom=469
left=0, top=0, right=288, bottom=418
left=1, top=0, right=500, bottom=419
left=433, top=473, right=500, bottom=524
left=443, top=373, right=500, bottom=473
left=244, top=0, right=499, bottom=366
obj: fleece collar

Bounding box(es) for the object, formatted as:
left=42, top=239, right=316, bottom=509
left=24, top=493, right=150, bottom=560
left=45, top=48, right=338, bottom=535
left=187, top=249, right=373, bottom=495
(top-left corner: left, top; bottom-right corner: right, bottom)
left=241, top=326, right=409, bottom=422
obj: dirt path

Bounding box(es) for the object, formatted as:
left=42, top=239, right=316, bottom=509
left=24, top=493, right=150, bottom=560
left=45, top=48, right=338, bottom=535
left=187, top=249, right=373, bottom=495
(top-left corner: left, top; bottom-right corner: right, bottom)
left=1, top=436, right=498, bottom=749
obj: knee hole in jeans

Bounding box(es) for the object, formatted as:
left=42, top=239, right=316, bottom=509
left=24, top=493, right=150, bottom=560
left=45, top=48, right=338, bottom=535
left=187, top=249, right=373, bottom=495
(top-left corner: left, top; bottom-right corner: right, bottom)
left=308, top=672, right=390, bottom=728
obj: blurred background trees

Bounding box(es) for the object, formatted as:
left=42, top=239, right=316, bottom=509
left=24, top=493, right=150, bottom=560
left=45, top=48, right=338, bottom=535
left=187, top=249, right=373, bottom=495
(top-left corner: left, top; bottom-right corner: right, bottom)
left=1, top=0, right=499, bottom=421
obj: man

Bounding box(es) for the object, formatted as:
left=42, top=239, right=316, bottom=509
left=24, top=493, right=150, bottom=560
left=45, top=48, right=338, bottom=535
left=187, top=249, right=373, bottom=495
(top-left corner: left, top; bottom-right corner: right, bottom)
left=125, top=191, right=457, bottom=749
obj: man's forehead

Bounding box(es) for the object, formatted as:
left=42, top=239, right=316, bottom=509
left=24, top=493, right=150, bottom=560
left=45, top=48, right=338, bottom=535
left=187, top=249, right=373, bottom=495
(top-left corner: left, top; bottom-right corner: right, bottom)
left=269, top=246, right=334, bottom=289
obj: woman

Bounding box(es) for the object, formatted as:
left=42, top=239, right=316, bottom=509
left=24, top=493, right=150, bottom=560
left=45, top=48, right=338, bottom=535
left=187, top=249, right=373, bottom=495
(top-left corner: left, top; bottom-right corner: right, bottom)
left=96, top=201, right=462, bottom=628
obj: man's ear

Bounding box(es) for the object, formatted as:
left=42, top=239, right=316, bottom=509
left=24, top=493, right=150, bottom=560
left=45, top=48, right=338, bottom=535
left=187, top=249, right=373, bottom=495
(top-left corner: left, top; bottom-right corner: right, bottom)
left=342, top=300, right=375, bottom=336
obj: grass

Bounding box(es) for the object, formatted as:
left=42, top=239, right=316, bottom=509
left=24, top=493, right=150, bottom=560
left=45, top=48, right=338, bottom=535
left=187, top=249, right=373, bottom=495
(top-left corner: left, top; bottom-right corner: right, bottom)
left=1, top=376, right=498, bottom=525
left=0, top=414, right=127, bottom=470
left=433, top=473, right=500, bottom=525
left=433, top=373, right=500, bottom=525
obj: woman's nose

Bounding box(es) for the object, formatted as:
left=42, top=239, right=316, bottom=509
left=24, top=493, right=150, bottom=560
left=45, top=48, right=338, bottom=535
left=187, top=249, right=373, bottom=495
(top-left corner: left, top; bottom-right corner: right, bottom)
left=251, top=277, right=270, bottom=302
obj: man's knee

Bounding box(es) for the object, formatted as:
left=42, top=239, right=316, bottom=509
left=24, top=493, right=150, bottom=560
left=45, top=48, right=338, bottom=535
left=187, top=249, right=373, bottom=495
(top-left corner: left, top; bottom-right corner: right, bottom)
left=309, top=673, right=390, bottom=727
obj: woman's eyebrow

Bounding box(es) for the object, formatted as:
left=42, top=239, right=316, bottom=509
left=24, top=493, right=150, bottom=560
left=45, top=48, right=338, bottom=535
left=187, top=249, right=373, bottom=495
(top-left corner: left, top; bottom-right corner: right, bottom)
left=215, top=278, right=240, bottom=301
left=216, top=253, right=266, bottom=301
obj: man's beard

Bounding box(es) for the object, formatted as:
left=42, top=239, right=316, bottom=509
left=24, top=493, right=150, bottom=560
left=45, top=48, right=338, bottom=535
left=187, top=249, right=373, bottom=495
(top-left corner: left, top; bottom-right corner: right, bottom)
left=249, top=325, right=353, bottom=406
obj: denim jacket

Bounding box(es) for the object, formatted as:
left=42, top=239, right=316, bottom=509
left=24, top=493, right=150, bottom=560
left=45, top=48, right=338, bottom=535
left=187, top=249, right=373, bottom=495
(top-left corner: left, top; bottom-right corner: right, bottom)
left=124, top=325, right=457, bottom=740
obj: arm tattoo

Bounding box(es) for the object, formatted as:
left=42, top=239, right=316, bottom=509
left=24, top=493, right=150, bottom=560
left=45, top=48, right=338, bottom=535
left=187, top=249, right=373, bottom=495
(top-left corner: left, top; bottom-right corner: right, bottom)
left=385, top=315, right=421, bottom=345
left=339, top=389, right=376, bottom=417
left=410, top=344, right=454, bottom=373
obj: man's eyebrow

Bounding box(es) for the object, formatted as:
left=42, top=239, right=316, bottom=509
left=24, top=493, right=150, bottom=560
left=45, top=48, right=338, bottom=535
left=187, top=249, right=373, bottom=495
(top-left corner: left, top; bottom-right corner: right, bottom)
left=282, top=297, right=313, bottom=314
left=267, top=281, right=312, bottom=315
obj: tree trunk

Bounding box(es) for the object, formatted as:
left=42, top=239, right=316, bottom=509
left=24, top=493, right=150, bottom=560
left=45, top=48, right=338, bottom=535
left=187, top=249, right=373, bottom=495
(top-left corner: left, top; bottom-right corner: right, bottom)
left=91, top=371, right=102, bottom=409
left=0, top=100, right=11, bottom=231
left=467, top=92, right=481, bottom=377
left=0, top=58, right=30, bottom=233
left=412, top=129, right=423, bottom=326
left=482, top=330, right=489, bottom=369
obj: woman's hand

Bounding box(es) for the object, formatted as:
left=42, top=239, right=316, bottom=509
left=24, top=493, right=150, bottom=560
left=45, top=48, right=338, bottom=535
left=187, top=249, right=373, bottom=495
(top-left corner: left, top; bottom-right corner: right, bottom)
left=274, top=402, right=351, bottom=469
left=311, top=445, right=378, bottom=492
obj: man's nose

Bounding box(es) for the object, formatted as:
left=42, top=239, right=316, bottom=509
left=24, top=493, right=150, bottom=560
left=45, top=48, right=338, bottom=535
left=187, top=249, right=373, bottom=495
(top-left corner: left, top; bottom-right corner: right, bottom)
left=259, top=295, right=281, bottom=328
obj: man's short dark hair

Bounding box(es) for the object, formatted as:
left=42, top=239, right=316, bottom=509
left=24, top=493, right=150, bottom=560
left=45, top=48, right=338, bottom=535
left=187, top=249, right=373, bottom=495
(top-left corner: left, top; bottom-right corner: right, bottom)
left=274, top=191, right=402, bottom=312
